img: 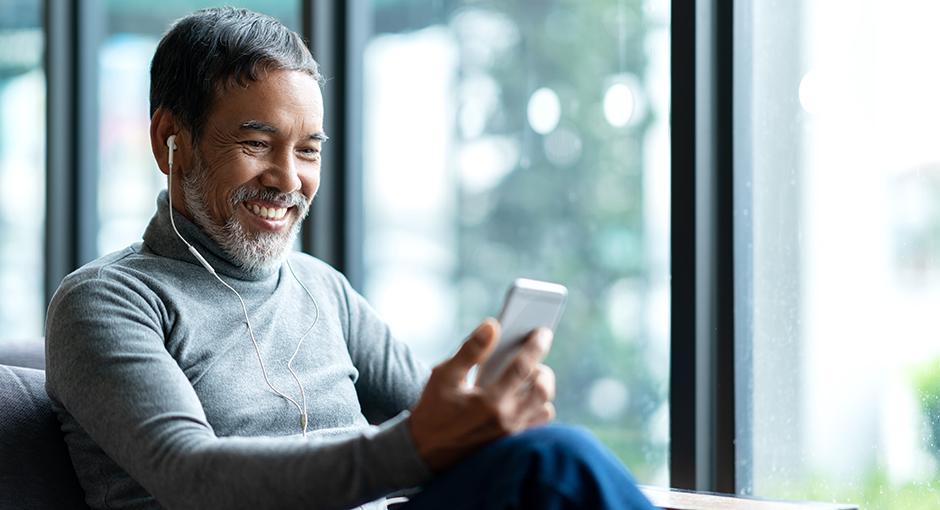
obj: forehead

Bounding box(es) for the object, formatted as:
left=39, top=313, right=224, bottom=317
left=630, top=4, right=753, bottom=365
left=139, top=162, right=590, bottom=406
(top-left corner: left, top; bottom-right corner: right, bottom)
left=208, top=69, right=323, bottom=130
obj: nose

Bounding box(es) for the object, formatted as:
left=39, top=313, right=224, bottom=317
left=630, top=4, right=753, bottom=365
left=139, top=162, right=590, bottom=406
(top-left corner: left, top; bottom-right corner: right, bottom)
left=259, top=148, right=302, bottom=193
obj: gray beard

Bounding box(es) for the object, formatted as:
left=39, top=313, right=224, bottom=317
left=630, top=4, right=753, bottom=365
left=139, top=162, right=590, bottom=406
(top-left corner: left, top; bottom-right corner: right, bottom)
left=180, top=153, right=311, bottom=274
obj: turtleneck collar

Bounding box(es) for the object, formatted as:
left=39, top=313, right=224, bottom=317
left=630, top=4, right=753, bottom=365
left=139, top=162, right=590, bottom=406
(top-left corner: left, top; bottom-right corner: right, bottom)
left=143, top=190, right=282, bottom=282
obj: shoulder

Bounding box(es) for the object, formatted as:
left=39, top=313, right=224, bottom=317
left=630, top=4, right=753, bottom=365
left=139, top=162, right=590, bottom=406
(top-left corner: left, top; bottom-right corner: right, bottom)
left=56, top=241, right=213, bottom=297
left=48, top=244, right=170, bottom=328
left=56, top=245, right=144, bottom=294
left=45, top=246, right=173, bottom=388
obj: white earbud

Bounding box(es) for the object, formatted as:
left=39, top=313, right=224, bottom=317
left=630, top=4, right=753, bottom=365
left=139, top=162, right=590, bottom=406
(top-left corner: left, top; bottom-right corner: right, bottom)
left=166, top=134, right=177, bottom=170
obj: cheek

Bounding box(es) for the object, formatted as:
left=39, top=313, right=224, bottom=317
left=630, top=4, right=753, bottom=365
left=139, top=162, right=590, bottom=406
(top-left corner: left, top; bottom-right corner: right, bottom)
left=201, top=154, right=260, bottom=215
left=200, top=176, right=235, bottom=220
left=302, top=166, right=322, bottom=198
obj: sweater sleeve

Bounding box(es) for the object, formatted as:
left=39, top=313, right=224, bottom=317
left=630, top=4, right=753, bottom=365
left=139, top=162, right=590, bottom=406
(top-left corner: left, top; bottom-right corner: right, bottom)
left=45, top=274, right=432, bottom=510
left=338, top=276, right=431, bottom=425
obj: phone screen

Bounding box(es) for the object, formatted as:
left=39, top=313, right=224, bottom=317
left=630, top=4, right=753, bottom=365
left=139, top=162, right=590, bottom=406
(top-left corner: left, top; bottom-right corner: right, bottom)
left=476, top=279, right=567, bottom=387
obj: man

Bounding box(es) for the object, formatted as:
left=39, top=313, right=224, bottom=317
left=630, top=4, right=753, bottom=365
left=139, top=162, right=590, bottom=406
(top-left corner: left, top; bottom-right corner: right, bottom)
left=45, top=7, right=655, bottom=510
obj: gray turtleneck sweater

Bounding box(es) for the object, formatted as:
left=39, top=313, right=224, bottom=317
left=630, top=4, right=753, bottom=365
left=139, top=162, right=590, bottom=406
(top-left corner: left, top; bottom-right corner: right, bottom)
left=45, top=192, right=432, bottom=510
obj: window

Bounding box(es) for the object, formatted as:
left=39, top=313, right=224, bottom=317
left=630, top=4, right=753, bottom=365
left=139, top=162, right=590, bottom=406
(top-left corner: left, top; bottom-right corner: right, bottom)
left=358, top=0, right=671, bottom=483
left=27, top=2, right=934, bottom=502
left=0, top=0, right=45, bottom=340
left=96, top=1, right=300, bottom=256
left=737, top=1, right=940, bottom=507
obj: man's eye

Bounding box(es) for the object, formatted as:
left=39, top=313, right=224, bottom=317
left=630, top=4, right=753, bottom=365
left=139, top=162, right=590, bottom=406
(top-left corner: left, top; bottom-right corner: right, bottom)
left=299, top=147, right=321, bottom=158
left=242, top=140, right=267, bottom=149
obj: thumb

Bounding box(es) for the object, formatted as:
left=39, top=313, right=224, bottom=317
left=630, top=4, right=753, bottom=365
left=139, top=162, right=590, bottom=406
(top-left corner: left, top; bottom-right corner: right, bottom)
left=437, top=318, right=500, bottom=384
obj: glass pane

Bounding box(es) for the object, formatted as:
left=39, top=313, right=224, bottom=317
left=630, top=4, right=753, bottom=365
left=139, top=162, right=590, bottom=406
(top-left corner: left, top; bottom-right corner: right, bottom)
left=359, top=0, right=671, bottom=483
left=0, top=0, right=45, bottom=341
left=738, top=1, right=940, bottom=507
left=97, top=1, right=300, bottom=256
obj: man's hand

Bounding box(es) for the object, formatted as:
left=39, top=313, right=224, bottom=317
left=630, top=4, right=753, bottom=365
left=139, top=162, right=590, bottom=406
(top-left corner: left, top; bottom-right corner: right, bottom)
left=408, top=318, right=556, bottom=472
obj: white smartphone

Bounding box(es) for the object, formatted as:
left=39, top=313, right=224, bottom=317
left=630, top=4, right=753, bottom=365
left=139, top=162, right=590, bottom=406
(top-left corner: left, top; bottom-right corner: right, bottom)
left=475, top=278, right=568, bottom=387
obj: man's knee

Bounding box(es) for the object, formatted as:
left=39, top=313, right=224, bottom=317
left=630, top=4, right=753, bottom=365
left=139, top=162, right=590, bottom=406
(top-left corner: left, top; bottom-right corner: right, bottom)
left=404, top=425, right=654, bottom=510
left=503, top=424, right=616, bottom=469
left=496, top=425, right=652, bottom=509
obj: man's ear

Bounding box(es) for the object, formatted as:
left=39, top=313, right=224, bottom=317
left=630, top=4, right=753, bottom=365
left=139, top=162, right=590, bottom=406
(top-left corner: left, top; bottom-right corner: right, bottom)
left=150, top=108, right=190, bottom=177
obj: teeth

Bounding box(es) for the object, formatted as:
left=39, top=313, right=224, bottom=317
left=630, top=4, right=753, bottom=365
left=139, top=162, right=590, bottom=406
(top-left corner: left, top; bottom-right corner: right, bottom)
left=246, top=203, right=288, bottom=220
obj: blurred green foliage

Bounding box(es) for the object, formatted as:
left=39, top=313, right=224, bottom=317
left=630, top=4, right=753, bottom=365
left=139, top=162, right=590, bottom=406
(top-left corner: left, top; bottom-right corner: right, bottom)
left=913, top=358, right=940, bottom=465
left=767, top=467, right=940, bottom=510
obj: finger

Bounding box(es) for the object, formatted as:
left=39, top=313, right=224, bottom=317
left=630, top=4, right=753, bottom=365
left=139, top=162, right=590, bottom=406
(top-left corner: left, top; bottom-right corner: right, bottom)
left=525, top=402, right=556, bottom=428
left=513, top=364, right=554, bottom=399
left=512, top=365, right=554, bottom=422
left=488, top=328, right=552, bottom=396
left=528, top=327, right=553, bottom=361
left=528, top=364, right=555, bottom=402
left=435, top=319, right=500, bottom=385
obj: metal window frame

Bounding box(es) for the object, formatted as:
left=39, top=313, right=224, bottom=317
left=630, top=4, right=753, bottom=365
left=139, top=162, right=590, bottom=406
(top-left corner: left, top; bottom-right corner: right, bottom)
left=301, top=0, right=346, bottom=272
left=44, top=0, right=100, bottom=309
left=301, top=0, right=367, bottom=289
left=670, top=0, right=736, bottom=493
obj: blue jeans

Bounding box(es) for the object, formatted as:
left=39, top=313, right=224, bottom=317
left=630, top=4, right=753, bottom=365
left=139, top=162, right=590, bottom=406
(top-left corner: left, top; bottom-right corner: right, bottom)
left=400, top=425, right=656, bottom=510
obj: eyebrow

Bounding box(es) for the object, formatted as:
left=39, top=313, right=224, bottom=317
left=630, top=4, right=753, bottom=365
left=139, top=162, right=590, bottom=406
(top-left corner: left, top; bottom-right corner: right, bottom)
left=239, top=120, right=329, bottom=142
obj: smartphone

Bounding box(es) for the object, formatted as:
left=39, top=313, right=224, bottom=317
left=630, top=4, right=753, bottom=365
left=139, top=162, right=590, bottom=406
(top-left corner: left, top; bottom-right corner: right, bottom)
left=475, top=278, right=568, bottom=387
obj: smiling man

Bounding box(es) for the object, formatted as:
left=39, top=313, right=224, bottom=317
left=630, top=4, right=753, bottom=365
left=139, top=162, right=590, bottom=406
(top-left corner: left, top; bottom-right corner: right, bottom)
left=44, top=7, right=655, bottom=510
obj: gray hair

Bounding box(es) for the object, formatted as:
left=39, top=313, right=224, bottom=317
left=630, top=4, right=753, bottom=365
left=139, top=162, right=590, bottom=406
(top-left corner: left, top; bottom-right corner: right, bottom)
left=149, top=7, right=322, bottom=141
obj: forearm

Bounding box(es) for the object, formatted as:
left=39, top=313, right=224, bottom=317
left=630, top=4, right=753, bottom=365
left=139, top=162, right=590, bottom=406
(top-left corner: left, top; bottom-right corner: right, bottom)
left=131, top=414, right=428, bottom=510
left=48, top=344, right=431, bottom=510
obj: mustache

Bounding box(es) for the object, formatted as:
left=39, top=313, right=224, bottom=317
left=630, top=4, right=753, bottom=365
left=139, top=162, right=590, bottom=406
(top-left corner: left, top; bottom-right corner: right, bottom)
left=229, top=186, right=311, bottom=214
